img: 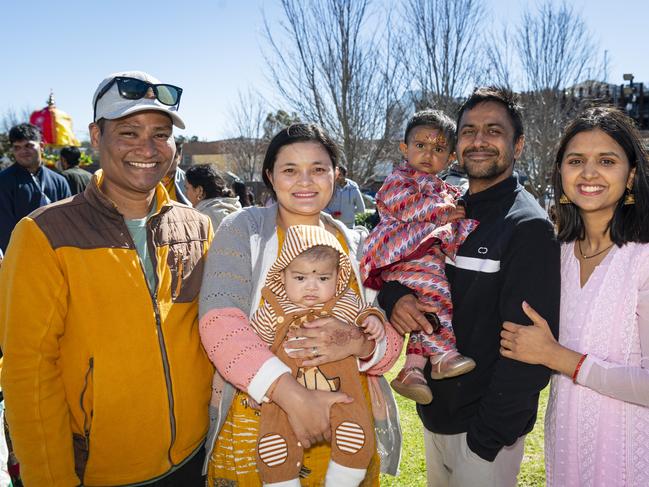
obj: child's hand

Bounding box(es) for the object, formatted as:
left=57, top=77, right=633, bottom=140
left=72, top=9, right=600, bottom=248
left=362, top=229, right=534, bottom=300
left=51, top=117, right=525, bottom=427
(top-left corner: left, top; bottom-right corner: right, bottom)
left=360, top=315, right=385, bottom=342
left=448, top=204, right=466, bottom=222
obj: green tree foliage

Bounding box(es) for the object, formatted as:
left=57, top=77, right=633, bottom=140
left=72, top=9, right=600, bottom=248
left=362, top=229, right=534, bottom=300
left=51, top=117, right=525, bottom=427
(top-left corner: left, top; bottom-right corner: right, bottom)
left=263, top=110, right=301, bottom=141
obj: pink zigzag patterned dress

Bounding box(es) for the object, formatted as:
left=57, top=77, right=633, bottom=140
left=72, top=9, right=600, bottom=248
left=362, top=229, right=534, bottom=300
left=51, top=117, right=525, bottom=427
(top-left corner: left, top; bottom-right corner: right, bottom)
left=361, top=161, right=478, bottom=356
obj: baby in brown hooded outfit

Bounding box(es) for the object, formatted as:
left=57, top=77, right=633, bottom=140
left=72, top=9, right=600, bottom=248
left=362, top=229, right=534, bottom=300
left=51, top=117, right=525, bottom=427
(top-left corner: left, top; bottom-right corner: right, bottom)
left=251, top=225, right=385, bottom=487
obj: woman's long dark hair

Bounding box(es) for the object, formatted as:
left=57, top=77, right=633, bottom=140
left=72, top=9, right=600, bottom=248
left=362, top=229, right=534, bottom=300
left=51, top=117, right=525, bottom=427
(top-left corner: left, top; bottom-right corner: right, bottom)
left=185, top=164, right=232, bottom=199
left=554, top=106, right=649, bottom=244
left=232, top=181, right=253, bottom=207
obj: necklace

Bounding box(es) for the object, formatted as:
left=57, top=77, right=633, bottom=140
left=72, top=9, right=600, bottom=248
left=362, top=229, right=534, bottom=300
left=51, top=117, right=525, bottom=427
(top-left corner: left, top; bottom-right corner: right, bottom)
left=578, top=240, right=615, bottom=260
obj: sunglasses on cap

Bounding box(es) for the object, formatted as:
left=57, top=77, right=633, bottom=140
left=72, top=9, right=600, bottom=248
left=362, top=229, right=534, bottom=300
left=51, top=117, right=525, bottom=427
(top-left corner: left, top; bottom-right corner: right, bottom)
left=93, top=76, right=183, bottom=121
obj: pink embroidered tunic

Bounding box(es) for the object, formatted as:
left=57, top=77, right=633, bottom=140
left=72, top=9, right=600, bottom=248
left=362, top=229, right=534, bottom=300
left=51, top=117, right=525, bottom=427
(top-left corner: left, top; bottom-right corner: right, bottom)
left=545, top=242, right=649, bottom=486
left=360, top=161, right=477, bottom=355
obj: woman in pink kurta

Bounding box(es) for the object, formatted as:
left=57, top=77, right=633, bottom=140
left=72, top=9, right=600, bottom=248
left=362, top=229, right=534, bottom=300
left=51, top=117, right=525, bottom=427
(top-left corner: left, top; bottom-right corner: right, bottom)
left=500, top=106, right=649, bottom=486
left=545, top=242, right=649, bottom=486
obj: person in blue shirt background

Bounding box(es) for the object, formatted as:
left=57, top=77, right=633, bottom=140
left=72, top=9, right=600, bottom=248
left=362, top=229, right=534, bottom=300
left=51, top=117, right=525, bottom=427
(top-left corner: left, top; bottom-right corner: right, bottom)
left=325, top=163, right=365, bottom=227
left=0, top=123, right=71, bottom=252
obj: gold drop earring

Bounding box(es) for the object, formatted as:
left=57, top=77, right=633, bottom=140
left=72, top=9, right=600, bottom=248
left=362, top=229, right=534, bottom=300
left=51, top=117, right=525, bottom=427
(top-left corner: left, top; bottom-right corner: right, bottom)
left=623, top=187, right=635, bottom=205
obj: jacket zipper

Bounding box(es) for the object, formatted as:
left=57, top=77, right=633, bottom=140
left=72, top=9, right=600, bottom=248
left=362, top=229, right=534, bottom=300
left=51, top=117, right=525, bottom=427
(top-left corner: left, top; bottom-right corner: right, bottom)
left=145, top=215, right=177, bottom=466
left=80, top=357, right=94, bottom=450
left=121, top=211, right=178, bottom=467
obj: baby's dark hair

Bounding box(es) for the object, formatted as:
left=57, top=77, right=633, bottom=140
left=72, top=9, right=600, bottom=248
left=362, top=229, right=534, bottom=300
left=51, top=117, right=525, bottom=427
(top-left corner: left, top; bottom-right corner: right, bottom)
left=296, top=245, right=340, bottom=266
left=404, top=109, right=457, bottom=151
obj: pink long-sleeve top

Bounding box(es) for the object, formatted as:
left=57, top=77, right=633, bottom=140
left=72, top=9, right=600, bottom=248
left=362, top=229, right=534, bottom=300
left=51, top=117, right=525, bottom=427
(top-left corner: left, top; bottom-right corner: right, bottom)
left=200, top=306, right=402, bottom=402
left=545, top=242, right=649, bottom=486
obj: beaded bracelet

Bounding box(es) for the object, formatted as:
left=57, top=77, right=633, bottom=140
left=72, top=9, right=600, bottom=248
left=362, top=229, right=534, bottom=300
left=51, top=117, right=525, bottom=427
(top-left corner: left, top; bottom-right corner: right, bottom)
left=572, top=353, right=588, bottom=383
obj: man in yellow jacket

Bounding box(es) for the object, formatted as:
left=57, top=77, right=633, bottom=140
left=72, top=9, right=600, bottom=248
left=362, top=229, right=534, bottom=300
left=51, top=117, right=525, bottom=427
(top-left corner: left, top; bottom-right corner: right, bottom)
left=0, top=71, right=214, bottom=486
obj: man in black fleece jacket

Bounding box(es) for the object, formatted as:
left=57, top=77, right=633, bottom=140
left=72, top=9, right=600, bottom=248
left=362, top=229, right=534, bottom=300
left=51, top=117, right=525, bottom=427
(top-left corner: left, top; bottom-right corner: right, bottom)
left=378, top=87, right=560, bottom=486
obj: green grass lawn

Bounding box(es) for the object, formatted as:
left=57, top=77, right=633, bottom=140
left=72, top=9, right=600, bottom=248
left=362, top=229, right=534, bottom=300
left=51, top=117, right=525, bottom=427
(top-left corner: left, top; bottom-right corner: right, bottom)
left=380, top=355, right=548, bottom=486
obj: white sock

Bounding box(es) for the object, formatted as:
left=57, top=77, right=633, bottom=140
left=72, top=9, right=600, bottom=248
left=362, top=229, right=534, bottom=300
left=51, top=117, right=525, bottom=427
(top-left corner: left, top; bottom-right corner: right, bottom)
left=324, top=459, right=366, bottom=487
left=263, top=479, right=301, bottom=487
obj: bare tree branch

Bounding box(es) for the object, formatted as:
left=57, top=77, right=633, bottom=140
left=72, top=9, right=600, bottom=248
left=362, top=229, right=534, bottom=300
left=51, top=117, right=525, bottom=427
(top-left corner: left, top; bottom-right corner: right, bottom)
left=487, top=1, right=599, bottom=202
left=484, top=26, right=516, bottom=89
left=1, top=106, right=34, bottom=133
left=224, top=90, right=268, bottom=181
left=399, top=0, right=485, bottom=112
left=263, top=0, right=405, bottom=184
left=517, top=2, right=594, bottom=92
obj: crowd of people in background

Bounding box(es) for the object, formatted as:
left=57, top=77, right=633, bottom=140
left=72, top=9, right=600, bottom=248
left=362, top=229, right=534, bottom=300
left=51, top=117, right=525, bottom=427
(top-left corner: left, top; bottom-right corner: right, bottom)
left=0, top=69, right=646, bottom=487
left=0, top=131, right=264, bottom=258
left=0, top=122, right=374, bottom=252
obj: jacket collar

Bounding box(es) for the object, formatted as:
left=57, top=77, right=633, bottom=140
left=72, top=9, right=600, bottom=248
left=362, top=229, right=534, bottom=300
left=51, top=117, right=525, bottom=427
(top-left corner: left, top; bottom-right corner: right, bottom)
left=84, top=169, right=173, bottom=221
left=464, top=175, right=519, bottom=205
left=13, top=162, right=43, bottom=178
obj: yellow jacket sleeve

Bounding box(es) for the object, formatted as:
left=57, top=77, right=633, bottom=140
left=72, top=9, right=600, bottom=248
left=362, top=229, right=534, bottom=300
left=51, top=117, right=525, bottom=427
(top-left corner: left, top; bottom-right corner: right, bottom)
left=0, top=218, right=78, bottom=486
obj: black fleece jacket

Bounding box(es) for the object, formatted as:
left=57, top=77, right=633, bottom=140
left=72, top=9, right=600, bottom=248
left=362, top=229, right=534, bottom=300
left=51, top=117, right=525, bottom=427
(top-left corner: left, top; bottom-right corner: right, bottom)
left=379, top=175, right=560, bottom=462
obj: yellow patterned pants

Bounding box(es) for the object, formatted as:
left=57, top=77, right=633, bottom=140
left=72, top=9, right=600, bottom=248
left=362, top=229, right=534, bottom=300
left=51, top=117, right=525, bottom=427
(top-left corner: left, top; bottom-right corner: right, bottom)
left=207, top=376, right=380, bottom=486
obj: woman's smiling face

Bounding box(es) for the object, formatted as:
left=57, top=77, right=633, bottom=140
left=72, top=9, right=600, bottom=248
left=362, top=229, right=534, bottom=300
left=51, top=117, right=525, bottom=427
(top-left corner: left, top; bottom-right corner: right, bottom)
left=266, top=141, right=336, bottom=218
left=560, top=128, right=634, bottom=219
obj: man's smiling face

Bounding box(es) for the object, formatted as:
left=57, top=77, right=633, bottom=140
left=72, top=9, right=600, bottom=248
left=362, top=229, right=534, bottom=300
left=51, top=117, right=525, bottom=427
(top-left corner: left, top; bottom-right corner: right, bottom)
left=457, top=101, right=524, bottom=192
left=90, top=110, right=175, bottom=200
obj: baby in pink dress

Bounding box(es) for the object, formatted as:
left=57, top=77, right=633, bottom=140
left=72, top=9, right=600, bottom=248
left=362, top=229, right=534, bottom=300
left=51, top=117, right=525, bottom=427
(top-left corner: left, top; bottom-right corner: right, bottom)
left=361, top=110, right=478, bottom=404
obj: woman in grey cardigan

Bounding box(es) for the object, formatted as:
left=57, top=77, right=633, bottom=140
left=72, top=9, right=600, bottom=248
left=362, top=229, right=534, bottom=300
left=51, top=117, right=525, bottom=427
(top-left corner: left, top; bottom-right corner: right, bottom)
left=199, top=124, right=403, bottom=486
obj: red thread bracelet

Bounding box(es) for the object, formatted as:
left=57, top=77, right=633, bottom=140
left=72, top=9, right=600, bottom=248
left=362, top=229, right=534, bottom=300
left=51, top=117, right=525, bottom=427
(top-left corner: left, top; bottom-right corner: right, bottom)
left=572, top=353, right=588, bottom=383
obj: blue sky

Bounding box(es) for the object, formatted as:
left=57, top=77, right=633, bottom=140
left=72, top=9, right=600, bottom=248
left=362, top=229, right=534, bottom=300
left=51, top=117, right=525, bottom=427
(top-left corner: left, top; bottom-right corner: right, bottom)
left=1, top=0, right=647, bottom=141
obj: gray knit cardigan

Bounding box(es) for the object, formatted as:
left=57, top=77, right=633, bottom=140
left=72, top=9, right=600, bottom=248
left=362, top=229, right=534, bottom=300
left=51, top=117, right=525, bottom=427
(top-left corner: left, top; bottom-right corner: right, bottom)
left=199, top=204, right=401, bottom=475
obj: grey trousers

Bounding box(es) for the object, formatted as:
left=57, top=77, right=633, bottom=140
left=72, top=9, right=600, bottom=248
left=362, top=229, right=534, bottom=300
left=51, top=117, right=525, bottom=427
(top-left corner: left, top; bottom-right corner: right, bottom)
left=423, top=428, right=526, bottom=487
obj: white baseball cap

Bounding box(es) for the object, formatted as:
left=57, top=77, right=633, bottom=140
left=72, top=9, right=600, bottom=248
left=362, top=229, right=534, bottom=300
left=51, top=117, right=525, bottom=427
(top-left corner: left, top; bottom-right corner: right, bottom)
left=92, top=70, right=185, bottom=129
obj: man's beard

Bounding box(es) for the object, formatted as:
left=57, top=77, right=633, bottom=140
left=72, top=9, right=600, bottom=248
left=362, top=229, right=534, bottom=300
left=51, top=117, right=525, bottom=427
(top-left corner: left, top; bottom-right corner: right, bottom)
left=461, top=147, right=514, bottom=180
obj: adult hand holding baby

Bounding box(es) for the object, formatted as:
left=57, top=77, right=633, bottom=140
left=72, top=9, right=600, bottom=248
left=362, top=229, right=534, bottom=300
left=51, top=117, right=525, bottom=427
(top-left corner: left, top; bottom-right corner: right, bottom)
left=270, top=373, right=353, bottom=449
left=285, top=315, right=373, bottom=367
left=389, top=294, right=437, bottom=335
